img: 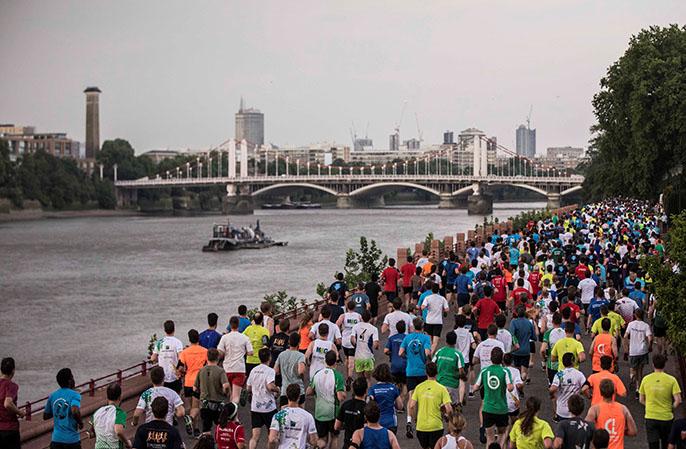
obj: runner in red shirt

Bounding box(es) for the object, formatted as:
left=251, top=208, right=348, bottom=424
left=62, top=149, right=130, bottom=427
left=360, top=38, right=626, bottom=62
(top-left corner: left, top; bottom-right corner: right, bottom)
left=560, top=301, right=581, bottom=324
left=575, top=261, right=589, bottom=280
left=381, top=258, right=400, bottom=301
left=474, top=285, right=501, bottom=341
left=510, top=278, right=532, bottom=309
left=215, top=402, right=245, bottom=449
left=399, top=256, right=416, bottom=308
left=528, top=266, right=541, bottom=296
left=491, top=269, right=508, bottom=311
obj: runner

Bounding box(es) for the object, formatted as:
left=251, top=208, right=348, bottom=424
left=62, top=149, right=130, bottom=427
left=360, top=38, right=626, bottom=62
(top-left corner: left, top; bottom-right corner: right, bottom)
left=274, top=333, right=306, bottom=405
left=398, top=317, right=432, bottom=438
left=351, top=310, right=380, bottom=381
left=268, top=318, right=290, bottom=386
left=589, top=319, right=617, bottom=374
left=551, top=322, right=586, bottom=370
left=133, top=366, right=185, bottom=428
left=503, top=353, right=524, bottom=435
left=268, top=384, right=317, bottom=449
left=337, top=300, right=362, bottom=388
left=474, top=286, right=501, bottom=342
left=351, top=282, right=371, bottom=315
left=553, top=394, right=594, bottom=449
left=549, top=353, right=587, bottom=422
left=194, top=349, right=229, bottom=434
left=45, top=368, right=83, bottom=449
left=472, top=347, right=513, bottom=448
left=639, top=354, right=682, bottom=449
left=400, top=255, right=417, bottom=308
left=307, top=351, right=345, bottom=449
left=335, top=377, right=367, bottom=449
left=585, top=380, right=637, bottom=449
left=421, top=283, right=449, bottom=353
left=178, top=329, right=208, bottom=436
left=217, top=316, right=253, bottom=404
left=304, top=323, right=338, bottom=379
left=0, top=358, right=24, bottom=449
left=246, top=348, right=279, bottom=449
left=434, top=412, right=474, bottom=449
left=510, top=306, right=536, bottom=383
left=382, top=258, right=401, bottom=302
left=472, top=324, right=505, bottom=370
left=586, top=356, right=626, bottom=406
left=384, top=320, right=408, bottom=405
left=310, top=307, right=342, bottom=346
left=381, top=297, right=412, bottom=338
left=89, top=383, right=130, bottom=449
left=151, top=320, right=184, bottom=394
left=132, top=397, right=183, bottom=449
left=199, top=313, right=222, bottom=350
left=408, top=362, right=452, bottom=449
left=624, top=309, right=652, bottom=399
left=214, top=402, right=244, bottom=449
left=509, top=397, right=554, bottom=449
left=244, top=313, right=271, bottom=378
left=349, top=401, right=402, bottom=449
left=432, top=331, right=465, bottom=407
left=367, top=364, right=402, bottom=434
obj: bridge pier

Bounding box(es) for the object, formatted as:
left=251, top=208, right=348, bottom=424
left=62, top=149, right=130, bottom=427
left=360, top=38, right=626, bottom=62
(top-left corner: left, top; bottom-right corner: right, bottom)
left=115, top=188, right=138, bottom=208
left=438, top=193, right=458, bottom=209
left=547, top=193, right=561, bottom=209
left=336, top=194, right=353, bottom=209
left=224, top=184, right=254, bottom=214
left=467, top=193, right=493, bottom=215
left=353, top=195, right=385, bottom=208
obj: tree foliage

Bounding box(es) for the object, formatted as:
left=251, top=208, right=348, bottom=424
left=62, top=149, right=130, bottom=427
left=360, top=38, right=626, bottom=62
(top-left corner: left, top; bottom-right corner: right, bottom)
left=584, top=25, right=686, bottom=201
left=97, top=139, right=156, bottom=181
left=643, top=210, right=686, bottom=352
left=343, top=236, right=388, bottom=286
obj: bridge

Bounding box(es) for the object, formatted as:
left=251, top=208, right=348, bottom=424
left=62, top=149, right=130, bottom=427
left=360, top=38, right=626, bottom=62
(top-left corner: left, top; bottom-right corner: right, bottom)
left=114, top=138, right=584, bottom=214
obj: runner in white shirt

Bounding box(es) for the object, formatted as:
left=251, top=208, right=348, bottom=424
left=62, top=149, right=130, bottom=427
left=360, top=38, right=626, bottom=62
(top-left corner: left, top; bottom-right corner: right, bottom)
left=472, top=325, right=505, bottom=370
left=269, top=384, right=318, bottom=449
left=217, top=316, right=254, bottom=403
left=351, top=311, right=380, bottom=381
left=495, top=314, right=515, bottom=353
left=246, top=348, right=280, bottom=449
left=421, top=285, right=449, bottom=352
left=304, top=323, right=338, bottom=378
left=133, top=366, right=185, bottom=426
left=382, top=298, right=412, bottom=337
left=150, top=320, right=184, bottom=389
left=624, top=309, right=653, bottom=395
left=549, top=353, right=587, bottom=420
left=310, top=308, right=342, bottom=345
left=578, top=274, right=597, bottom=308
left=503, top=354, right=524, bottom=421
left=616, top=292, right=639, bottom=324
left=335, top=301, right=362, bottom=385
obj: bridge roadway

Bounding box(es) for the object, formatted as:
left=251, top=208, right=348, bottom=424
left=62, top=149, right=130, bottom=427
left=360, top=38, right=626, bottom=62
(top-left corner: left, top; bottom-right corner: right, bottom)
left=23, top=303, right=672, bottom=449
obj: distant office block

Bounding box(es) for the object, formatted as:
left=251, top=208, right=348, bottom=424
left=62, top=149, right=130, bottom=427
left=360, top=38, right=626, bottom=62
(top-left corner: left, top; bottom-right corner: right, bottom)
left=235, top=97, right=264, bottom=148
left=443, top=131, right=454, bottom=145
left=515, top=125, right=536, bottom=158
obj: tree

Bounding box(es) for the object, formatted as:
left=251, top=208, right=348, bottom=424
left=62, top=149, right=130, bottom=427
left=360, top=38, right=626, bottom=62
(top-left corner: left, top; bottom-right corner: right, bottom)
left=343, top=236, right=388, bottom=286
left=643, top=210, right=686, bottom=352
left=584, top=25, right=686, bottom=201
left=97, top=139, right=155, bottom=180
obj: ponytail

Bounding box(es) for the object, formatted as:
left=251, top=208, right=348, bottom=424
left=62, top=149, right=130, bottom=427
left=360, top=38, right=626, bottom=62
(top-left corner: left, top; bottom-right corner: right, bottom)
left=519, top=396, right=541, bottom=436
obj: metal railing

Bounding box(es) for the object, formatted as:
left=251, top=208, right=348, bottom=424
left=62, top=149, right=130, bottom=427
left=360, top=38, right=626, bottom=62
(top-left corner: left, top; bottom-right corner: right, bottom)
left=19, top=360, right=154, bottom=421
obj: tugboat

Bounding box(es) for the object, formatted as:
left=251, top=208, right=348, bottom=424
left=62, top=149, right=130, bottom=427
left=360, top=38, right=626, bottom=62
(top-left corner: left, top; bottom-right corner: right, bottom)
left=202, top=220, right=288, bottom=251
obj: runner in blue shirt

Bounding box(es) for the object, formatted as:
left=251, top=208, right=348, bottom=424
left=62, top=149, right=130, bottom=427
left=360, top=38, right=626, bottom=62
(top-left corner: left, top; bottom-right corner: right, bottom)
left=367, top=364, right=402, bottom=433
left=44, top=368, right=83, bottom=445
left=398, top=317, right=432, bottom=437
left=199, top=312, right=222, bottom=349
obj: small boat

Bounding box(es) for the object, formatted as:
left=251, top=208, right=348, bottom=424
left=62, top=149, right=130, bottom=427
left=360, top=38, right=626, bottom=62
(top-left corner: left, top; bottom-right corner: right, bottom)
left=261, top=201, right=321, bottom=209
left=202, top=220, right=288, bottom=252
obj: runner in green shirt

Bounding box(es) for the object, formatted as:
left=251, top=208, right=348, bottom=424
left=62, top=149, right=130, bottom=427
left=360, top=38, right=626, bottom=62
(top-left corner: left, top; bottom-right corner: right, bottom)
left=431, top=331, right=465, bottom=406
left=472, top=347, right=514, bottom=449
left=306, top=351, right=346, bottom=449
left=90, top=383, right=130, bottom=449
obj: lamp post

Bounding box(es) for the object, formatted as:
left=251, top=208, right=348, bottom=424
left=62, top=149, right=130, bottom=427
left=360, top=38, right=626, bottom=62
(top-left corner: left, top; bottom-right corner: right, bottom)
left=393, top=163, right=397, bottom=176
left=176, top=167, right=180, bottom=179
left=318, top=164, right=321, bottom=176
left=208, top=157, right=212, bottom=178
left=307, top=161, right=310, bottom=176
left=328, top=165, right=331, bottom=176
left=296, top=159, right=300, bottom=177
left=286, top=157, right=290, bottom=176
left=186, top=162, right=190, bottom=178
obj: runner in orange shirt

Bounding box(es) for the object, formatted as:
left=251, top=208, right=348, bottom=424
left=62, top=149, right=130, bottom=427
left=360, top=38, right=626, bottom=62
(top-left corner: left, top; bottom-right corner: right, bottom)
left=585, top=379, right=636, bottom=449
left=589, top=319, right=618, bottom=373
left=179, top=329, right=208, bottom=436
left=586, top=356, right=627, bottom=405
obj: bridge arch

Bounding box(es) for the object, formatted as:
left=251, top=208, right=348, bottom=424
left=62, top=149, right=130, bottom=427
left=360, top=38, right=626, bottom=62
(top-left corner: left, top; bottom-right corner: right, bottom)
left=251, top=183, right=338, bottom=197
left=349, top=182, right=441, bottom=198
left=561, top=185, right=582, bottom=196
left=452, top=185, right=477, bottom=197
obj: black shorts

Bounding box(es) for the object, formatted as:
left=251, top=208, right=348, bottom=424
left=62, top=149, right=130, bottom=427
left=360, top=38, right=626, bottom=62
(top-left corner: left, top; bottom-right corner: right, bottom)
left=645, top=418, right=673, bottom=444
left=629, top=353, right=649, bottom=368
left=407, top=375, right=427, bottom=391
left=163, top=379, right=182, bottom=394
left=457, top=293, right=470, bottom=307
left=392, top=372, right=406, bottom=385
left=403, top=286, right=413, bottom=294
left=513, top=354, right=531, bottom=368
left=509, top=409, right=520, bottom=418
left=343, top=347, right=355, bottom=357
left=50, top=444, right=81, bottom=449
left=315, top=419, right=339, bottom=438
left=183, top=386, right=194, bottom=398
left=483, top=411, right=509, bottom=429
left=478, top=328, right=488, bottom=342
left=0, top=431, right=21, bottom=449
left=445, top=284, right=456, bottom=294
left=385, top=291, right=397, bottom=301
left=200, top=408, right=221, bottom=432
left=547, top=368, right=557, bottom=385
left=654, top=327, right=667, bottom=338
left=425, top=323, right=443, bottom=337
left=251, top=410, right=277, bottom=429
left=370, top=299, right=379, bottom=317
left=417, top=429, right=443, bottom=449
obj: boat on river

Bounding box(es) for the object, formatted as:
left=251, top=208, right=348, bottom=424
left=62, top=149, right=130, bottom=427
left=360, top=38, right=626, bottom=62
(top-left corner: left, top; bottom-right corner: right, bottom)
left=202, top=220, right=288, bottom=251
left=261, top=201, right=321, bottom=209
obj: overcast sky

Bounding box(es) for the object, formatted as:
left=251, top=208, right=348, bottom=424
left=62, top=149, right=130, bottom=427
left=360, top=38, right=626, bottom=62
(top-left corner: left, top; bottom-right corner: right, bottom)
left=1, top=1, right=683, bottom=154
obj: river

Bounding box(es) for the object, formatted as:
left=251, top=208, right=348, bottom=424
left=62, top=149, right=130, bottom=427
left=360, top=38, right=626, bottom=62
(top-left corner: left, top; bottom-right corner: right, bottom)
left=0, top=202, right=543, bottom=402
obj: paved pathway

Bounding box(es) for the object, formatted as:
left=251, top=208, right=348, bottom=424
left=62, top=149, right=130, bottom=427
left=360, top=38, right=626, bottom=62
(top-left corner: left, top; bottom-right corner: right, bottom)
left=27, top=306, right=679, bottom=449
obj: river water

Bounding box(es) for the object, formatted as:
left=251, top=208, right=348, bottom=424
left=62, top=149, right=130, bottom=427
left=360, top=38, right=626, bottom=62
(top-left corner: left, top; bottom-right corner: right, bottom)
left=0, top=203, right=542, bottom=402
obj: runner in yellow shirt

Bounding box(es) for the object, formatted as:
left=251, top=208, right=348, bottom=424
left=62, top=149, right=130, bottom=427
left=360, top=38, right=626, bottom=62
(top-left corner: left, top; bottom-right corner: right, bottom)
left=551, top=322, right=586, bottom=371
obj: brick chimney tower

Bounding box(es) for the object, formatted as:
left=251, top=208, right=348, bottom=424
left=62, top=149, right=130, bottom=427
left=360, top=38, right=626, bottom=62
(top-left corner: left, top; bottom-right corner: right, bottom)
left=84, top=86, right=101, bottom=159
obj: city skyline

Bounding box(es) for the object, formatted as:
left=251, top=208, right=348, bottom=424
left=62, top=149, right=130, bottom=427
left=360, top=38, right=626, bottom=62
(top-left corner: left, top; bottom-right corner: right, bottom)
left=1, top=1, right=684, bottom=154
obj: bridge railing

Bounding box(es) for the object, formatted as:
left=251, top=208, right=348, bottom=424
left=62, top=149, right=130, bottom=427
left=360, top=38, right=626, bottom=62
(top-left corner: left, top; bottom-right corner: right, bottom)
left=19, top=361, right=154, bottom=421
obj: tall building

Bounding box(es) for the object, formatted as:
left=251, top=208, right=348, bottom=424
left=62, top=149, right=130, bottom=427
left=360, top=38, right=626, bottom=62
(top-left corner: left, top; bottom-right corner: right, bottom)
left=515, top=124, right=536, bottom=158
left=235, top=97, right=264, bottom=148
left=84, top=87, right=101, bottom=159
left=389, top=132, right=400, bottom=151
left=443, top=131, right=454, bottom=145
left=1, top=128, right=79, bottom=161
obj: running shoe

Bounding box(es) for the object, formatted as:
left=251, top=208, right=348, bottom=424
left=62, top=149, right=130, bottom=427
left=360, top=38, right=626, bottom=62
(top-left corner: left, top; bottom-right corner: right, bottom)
left=406, top=423, right=414, bottom=439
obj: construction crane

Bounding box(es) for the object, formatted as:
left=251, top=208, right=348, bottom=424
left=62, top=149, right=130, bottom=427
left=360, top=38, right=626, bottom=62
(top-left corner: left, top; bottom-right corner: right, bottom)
left=526, top=105, right=533, bottom=129
left=415, top=112, right=423, bottom=143
left=394, top=100, right=408, bottom=135
left=349, top=121, right=357, bottom=149
left=365, top=122, right=370, bottom=139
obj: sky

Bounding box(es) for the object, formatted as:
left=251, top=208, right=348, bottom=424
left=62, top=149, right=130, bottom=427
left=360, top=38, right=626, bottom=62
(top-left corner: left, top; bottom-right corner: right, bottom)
left=1, top=1, right=684, bottom=155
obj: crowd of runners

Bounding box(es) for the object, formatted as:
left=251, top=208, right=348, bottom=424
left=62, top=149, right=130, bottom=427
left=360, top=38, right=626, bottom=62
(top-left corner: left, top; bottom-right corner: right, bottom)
left=0, top=198, right=682, bottom=449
